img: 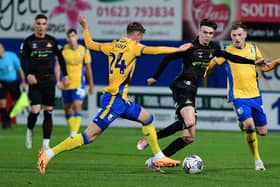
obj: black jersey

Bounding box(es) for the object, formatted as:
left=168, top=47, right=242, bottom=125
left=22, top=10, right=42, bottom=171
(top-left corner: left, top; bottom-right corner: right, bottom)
left=20, top=34, right=67, bottom=84
left=152, top=38, right=255, bottom=89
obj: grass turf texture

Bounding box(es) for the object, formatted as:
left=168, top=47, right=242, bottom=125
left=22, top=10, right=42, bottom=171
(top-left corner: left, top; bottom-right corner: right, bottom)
left=0, top=125, right=279, bottom=187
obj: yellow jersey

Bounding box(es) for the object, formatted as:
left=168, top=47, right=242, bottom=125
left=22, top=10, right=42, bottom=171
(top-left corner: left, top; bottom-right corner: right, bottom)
left=83, top=29, right=177, bottom=101
left=214, top=43, right=264, bottom=100
left=62, top=44, right=91, bottom=89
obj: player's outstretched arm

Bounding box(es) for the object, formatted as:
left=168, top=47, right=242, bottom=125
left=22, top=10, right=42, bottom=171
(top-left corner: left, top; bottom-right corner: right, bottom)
left=216, top=50, right=255, bottom=65
left=257, top=58, right=280, bottom=72
left=78, top=14, right=88, bottom=30
left=142, top=43, right=191, bottom=55
left=78, top=15, right=102, bottom=51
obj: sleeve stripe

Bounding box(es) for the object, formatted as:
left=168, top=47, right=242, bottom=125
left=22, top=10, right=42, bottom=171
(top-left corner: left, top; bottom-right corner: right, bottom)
left=140, top=47, right=145, bottom=56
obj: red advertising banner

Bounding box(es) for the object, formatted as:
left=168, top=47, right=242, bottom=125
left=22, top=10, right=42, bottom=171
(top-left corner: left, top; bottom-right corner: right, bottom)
left=236, top=0, right=280, bottom=22
left=183, top=0, right=235, bottom=40
left=183, top=0, right=280, bottom=41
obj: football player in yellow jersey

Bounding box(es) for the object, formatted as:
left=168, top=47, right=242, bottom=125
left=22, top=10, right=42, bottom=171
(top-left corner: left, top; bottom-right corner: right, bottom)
left=207, top=22, right=280, bottom=171
left=37, top=15, right=190, bottom=174
left=55, top=28, right=94, bottom=137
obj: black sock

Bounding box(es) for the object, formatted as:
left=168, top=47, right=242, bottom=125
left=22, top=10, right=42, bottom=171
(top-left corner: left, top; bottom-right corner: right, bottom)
left=162, top=137, right=187, bottom=157
left=43, top=110, right=53, bottom=139
left=27, top=112, right=39, bottom=130
left=0, top=108, right=10, bottom=128
left=157, top=120, right=184, bottom=139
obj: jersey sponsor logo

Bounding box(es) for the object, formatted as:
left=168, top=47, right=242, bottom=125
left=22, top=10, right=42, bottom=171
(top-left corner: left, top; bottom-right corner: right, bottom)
left=192, top=61, right=208, bottom=68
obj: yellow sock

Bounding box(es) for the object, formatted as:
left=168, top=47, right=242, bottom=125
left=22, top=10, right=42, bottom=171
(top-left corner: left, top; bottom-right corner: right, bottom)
left=66, top=116, right=75, bottom=133
left=73, top=115, right=81, bottom=133
left=52, top=134, right=84, bottom=155
left=142, top=123, right=161, bottom=154
left=246, top=130, right=260, bottom=160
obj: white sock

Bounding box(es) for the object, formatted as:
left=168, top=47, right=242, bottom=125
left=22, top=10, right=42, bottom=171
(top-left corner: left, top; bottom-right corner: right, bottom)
left=46, top=149, right=55, bottom=160
left=154, top=151, right=165, bottom=159
left=255, top=159, right=263, bottom=164
left=42, top=139, right=50, bottom=149
left=26, top=128, right=32, bottom=137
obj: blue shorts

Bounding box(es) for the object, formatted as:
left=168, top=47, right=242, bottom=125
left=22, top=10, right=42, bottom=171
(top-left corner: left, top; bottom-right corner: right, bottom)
left=62, top=88, right=85, bottom=104
left=232, top=96, right=267, bottom=127
left=92, top=93, right=142, bottom=131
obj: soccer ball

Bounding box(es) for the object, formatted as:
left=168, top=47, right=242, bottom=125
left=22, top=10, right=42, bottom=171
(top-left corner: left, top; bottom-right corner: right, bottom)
left=182, top=155, right=204, bottom=174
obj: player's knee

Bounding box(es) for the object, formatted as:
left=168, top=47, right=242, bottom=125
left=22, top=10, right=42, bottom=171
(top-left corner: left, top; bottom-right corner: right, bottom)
left=73, top=104, right=82, bottom=112
left=257, top=129, right=268, bottom=136
left=183, top=121, right=195, bottom=129
left=143, top=114, right=154, bottom=125
left=182, top=117, right=196, bottom=129
left=182, top=136, right=194, bottom=144
left=43, top=110, right=53, bottom=118
left=244, top=124, right=254, bottom=131
left=258, top=132, right=267, bottom=136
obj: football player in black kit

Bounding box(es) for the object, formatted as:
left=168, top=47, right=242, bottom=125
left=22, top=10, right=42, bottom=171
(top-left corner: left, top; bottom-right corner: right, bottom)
left=20, top=14, right=70, bottom=149
left=137, top=19, right=263, bottom=168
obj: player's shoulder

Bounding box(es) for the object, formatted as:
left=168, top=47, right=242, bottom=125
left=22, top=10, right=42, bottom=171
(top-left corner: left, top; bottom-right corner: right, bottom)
left=24, top=34, right=36, bottom=42
left=5, top=51, right=16, bottom=57
left=211, top=41, right=220, bottom=48
left=224, top=44, right=235, bottom=51
left=45, top=34, right=58, bottom=41
left=78, top=44, right=86, bottom=50
left=77, top=44, right=88, bottom=53
left=244, top=42, right=256, bottom=49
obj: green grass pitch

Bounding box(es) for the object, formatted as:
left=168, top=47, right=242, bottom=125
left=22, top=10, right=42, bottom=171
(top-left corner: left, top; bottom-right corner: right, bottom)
left=0, top=125, right=280, bottom=187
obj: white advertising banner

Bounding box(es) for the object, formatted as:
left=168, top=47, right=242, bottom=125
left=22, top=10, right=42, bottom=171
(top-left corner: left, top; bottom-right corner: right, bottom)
left=0, top=0, right=182, bottom=40
left=255, top=42, right=280, bottom=91
left=16, top=86, right=280, bottom=131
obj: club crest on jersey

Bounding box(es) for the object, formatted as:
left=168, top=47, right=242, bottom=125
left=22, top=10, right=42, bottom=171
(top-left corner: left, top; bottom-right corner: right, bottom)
left=46, top=42, right=53, bottom=48
left=237, top=107, right=243, bottom=115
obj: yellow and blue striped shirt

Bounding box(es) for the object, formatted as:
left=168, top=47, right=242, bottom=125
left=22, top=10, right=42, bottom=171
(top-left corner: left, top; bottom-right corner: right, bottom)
left=83, top=29, right=177, bottom=101
left=62, top=44, right=91, bottom=89
left=214, top=43, right=264, bottom=100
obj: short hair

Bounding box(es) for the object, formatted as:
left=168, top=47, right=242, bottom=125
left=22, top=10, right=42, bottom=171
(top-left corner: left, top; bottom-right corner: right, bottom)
left=35, top=14, right=48, bottom=21
left=231, top=22, right=247, bottom=31
left=200, top=19, right=217, bottom=30
left=66, top=28, right=77, bottom=36
left=126, top=22, right=145, bottom=34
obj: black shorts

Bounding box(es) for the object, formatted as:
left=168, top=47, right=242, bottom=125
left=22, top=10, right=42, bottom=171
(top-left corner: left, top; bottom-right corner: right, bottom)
left=28, top=83, right=55, bottom=106
left=0, top=81, right=21, bottom=100
left=170, top=78, right=197, bottom=115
